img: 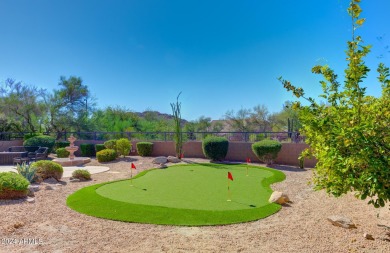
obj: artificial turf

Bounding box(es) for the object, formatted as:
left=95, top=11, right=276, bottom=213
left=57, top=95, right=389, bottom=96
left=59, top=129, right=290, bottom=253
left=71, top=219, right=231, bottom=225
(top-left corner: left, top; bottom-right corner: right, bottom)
left=67, top=163, right=286, bottom=226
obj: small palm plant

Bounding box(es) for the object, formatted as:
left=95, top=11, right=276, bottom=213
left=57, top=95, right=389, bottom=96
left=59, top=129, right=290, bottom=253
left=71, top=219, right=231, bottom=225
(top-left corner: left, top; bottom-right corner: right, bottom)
left=16, top=162, right=37, bottom=183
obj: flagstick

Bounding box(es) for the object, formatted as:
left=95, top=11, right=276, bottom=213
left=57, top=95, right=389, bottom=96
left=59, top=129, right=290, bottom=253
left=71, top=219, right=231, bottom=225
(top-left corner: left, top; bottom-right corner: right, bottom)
left=227, top=180, right=231, bottom=201
left=130, top=167, right=133, bottom=186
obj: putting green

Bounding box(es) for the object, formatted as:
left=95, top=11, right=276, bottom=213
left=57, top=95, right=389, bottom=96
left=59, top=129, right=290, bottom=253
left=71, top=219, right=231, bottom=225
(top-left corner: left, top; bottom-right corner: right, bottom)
left=67, top=163, right=285, bottom=226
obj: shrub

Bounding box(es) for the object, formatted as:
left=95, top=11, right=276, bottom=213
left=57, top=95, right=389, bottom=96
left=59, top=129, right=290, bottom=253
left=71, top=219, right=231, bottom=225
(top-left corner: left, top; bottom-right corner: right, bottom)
left=23, top=135, right=56, bottom=153
left=72, top=169, right=91, bottom=181
left=251, top=139, right=282, bottom=165
left=104, top=140, right=116, bottom=150
left=16, top=162, right=37, bottom=183
left=0, top=172, right=29, bottom=199
left=136, top=142, right=153, bottom=156
left=80, top=143, right=96, bottom=157
left=23, top=132, right=41, bottom=141
left=30, top=160, right=64, bottom=181
left=96, top=149, right=117, bottom=162
left=202, top=136, right=229, bottom=161
left=56, top=148, right=70, bottom=158
left=95, top=144, right=106, bottom=153
left=55, top=141, right=70, bottom=151
left=116, top=138, right=131, bottom=157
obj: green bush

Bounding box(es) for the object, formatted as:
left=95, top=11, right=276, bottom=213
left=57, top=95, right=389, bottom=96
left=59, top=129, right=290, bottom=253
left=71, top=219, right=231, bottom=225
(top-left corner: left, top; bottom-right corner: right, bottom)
left=95, top=144, right=106, bottom=153
left=116, top=138, right=131, bottom=157
left=80, top=143, right=96, bottom=157
left=72, top=169, right=91, bottom=181
left=251, top=139, right=282, bottom=165
left=23, top=135, right=56, bottom=153
left=16, top=162, right=37, bottom=183
left=0, top=172, right=29, bottom=199
left=55, top=141, right=70, bottom=151
left=136, top=142, right=153, bottom=156
left=202, top=136, right=229, bottom=161
left=96, top=149, right=117, bottom=162
left=30, top=160, right=64, bottom=181
left=104, top=140, right=116, bottom=150
left=23, top=133, right=41, bottom=141
left=56, top=148, right=70, bottom=158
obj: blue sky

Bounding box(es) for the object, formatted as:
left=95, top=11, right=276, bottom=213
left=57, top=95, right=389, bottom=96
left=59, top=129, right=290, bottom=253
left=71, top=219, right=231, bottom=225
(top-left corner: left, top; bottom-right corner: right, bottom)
left=1, top=0, right=389, bottom=121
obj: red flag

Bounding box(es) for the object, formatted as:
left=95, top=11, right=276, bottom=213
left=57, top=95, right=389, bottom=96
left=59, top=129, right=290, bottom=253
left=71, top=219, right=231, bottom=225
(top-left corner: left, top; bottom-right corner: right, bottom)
left=246, top=157, right=251, bottom=163
left=131, top=163, right=136, bottom=169
left=228, top=172, right=233, bottom=181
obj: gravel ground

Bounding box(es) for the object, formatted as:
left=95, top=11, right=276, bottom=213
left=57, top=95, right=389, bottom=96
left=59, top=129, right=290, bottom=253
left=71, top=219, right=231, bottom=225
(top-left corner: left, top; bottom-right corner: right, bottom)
left=1, top=157, right=389, bottom=253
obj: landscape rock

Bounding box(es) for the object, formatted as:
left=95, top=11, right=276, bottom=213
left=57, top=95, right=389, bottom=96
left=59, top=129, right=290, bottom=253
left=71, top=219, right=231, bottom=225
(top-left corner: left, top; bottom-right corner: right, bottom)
left=152, top=156, right=168, bottom=164
left=364, top=233, right=374, bottom=240
left=269, top=191, right=290, bottom=204
left=158, top=164, right=168, bottom=169
left=70, top=178, right=81, bottom=183
left=43, top=177, right=58, bottom=184
left=327, top=215, right=357, bottom=229
left=45, top=185, right=55, bottom=190
left=26, top=197, right=35, bottom=203
left=28, top=185, right=40, bottom=192
left=167, top=156, right=181, bottom=163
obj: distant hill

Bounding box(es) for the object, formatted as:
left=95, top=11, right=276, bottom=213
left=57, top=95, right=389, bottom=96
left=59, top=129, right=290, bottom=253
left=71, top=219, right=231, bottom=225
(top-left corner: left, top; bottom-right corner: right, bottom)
left=136, top=110, right=188, bottom=124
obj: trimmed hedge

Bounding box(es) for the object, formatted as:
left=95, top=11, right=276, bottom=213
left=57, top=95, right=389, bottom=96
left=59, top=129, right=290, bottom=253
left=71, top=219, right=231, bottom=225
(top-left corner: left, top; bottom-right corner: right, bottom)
left=23, top=132, right=41, bottom=141
left=252, top=139, right=282, bottom=165
left=95, top=144, right=106, bottom=153
left=24, top=135, right=56, bottom=153
left=30, top=160, right=64, bottom=181
left=202, top=136, right=229, bottom=161
left=136, top=142, right=153, bottom=156
left=116, top=138, right=131, bottom=157
left=0, top=172, right=29, bottom=199
left=80, top=143, right=96, bottom=157
left=56, top=148, right=70, bottom=158
left=72, top=169, right=91, bottom=181
left=104, top=140, right=116, bottom=150
left=96, top=149, right=117, bottom=162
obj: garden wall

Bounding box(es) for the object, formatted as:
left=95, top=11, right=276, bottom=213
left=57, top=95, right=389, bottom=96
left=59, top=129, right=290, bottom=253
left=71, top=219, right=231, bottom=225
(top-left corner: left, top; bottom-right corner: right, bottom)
left=0, top=140, right=316, bottom=167
left=133, top=141, right=316, bottom=168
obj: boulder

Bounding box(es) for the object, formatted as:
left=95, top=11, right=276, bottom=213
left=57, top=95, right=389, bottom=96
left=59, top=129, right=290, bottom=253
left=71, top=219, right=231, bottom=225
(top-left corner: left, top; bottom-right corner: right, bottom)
left=28, top=185, right=40, bottom=192
left=43, top=177, right=58, bottom=184
left=45, top=185, right=54, bottom=190
left=158, top=164, right=168, bottom=169
left=167, top=156, right=181, bottom=163
left=364, top=233, right=374, bottom=240
left=26, top=197, right=35, bottom=203
left=70, top=178, right=81, bottom=183
left=269, top=191, right=290, bottom=204
left=152, top=156, right=168, bottom=164
left=327, top=215, right=357, bottom=229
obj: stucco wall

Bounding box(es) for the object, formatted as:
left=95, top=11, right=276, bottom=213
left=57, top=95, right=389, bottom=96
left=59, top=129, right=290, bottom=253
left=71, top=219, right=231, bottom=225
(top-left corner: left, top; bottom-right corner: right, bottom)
left=0, top=140, right=316, bottom=167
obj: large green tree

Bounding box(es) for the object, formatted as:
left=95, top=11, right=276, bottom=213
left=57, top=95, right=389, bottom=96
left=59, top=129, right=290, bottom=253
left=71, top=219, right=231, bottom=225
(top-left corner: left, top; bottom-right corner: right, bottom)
left=279, top=0, right=389, bottom=208
left=0, top=79, right=46, bottom=132
left=46, top=76, right=95, bottom=133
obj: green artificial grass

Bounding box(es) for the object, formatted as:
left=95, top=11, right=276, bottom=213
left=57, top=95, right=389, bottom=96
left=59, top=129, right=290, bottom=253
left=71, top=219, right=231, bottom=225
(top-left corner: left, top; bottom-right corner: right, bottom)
left=67, top=163, right=285, bottom=226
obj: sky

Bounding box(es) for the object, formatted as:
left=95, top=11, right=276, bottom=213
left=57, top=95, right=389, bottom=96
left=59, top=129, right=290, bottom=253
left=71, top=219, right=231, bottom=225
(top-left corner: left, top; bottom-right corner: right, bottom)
left=0, top=0, right=389, bottom=121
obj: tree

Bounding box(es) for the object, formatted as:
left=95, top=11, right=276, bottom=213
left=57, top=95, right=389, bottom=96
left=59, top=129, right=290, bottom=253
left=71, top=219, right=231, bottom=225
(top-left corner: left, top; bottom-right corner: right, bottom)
left=250, top=104, right=271, bottom=132
left=224, top=108, right=253, bottom=132
left=46, top=76, right=95, bottom=133
left=279, top=0, right=389, bottom=208
left=0, top=79, right=46, bottom=132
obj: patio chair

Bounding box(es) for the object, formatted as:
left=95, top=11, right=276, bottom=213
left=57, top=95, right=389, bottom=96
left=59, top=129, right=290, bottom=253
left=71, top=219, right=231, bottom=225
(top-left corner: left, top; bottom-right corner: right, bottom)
left=29, top=147, right=49, bottom=161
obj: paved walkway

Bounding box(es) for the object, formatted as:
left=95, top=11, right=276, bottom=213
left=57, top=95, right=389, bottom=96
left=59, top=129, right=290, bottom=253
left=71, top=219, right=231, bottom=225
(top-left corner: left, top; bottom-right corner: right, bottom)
left=0, top=165, right=110, bottom=178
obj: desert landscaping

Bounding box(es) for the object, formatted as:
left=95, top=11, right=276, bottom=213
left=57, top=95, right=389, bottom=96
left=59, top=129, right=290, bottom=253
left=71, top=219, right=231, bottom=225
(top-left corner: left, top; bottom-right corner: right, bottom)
left=1, top=156, right=389, bottom=253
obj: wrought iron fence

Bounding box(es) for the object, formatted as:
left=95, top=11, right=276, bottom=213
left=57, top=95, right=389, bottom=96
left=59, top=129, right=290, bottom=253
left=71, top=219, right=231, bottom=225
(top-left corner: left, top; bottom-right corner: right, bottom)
left=0, top=131, right=305, bottom=143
